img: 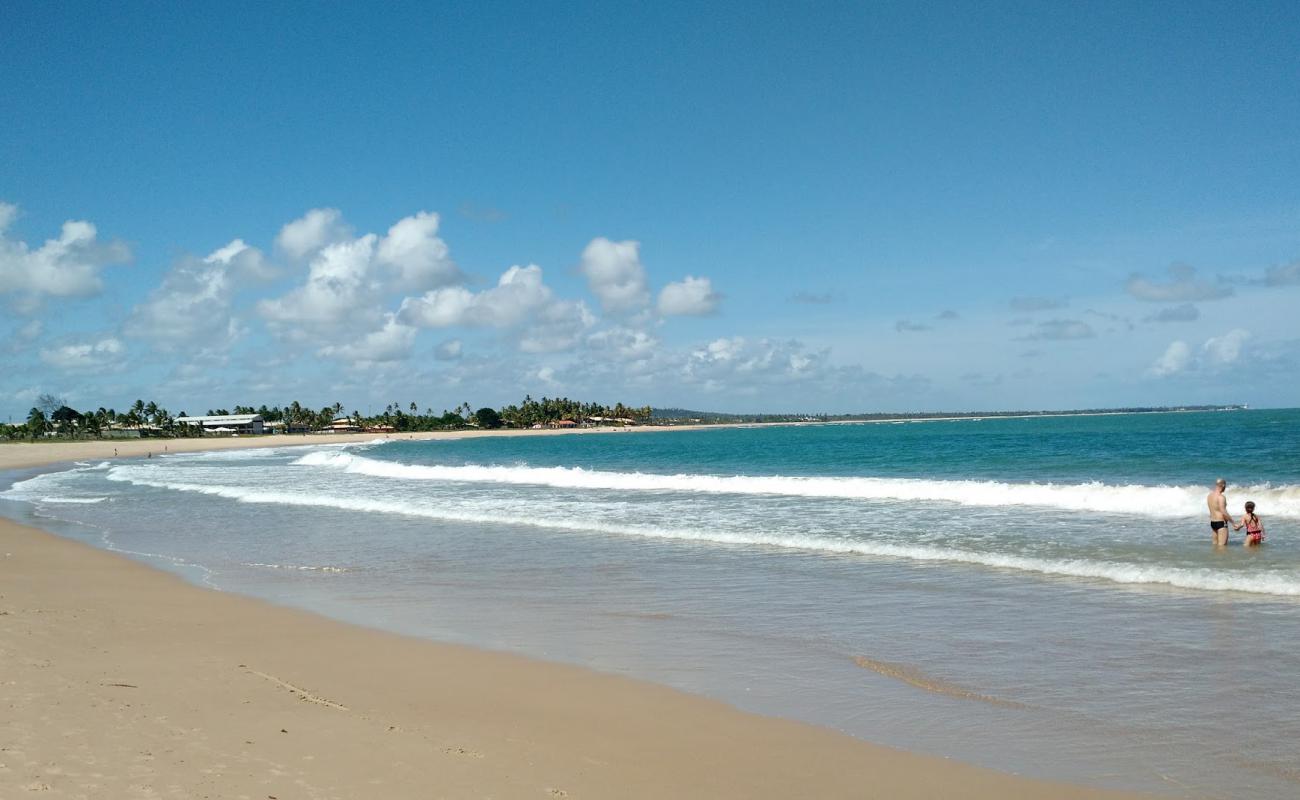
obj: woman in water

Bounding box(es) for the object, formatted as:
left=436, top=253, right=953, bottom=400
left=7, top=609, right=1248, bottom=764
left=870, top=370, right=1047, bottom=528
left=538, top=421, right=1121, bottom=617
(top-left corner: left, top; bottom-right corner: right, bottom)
left=1235, top=501, right=1265, bottom=546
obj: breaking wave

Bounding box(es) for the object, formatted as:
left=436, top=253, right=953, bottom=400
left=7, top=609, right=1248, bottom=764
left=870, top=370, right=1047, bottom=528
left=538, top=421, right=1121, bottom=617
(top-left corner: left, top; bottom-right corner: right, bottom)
left=103, top=467, right=1300, bottom=596
left=291, top=451, right=1300, bottom=519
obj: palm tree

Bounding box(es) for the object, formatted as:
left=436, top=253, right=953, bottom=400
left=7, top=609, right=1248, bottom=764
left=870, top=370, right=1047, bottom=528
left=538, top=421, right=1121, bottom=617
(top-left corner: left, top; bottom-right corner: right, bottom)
left=27, top=407, right=48, bottom=439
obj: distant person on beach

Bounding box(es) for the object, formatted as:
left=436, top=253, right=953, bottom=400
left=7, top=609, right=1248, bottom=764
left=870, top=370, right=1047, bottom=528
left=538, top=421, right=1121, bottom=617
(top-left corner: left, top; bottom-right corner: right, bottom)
left=1235, top=501, right=1265, bottom=546
left=1207, top=478, right=1236, bottom=546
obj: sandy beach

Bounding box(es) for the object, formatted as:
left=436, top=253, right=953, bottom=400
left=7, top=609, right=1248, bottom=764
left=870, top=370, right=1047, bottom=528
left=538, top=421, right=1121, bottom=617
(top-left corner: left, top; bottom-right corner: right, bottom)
left=1, top=438, right=1150, bottom=799
left=0, top=428, right=662, bottom=472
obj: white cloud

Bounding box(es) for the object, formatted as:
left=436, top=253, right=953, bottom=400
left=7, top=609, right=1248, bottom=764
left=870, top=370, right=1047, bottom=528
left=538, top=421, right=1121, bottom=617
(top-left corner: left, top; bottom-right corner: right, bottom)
left=398, top=285, right=476, bottom=327
left=207, top=238, right=276, bottom=280
left=375, top=211, right=460, bottom=291
left=517, top=297, right=595, bottom=353
left=259, top=234, right=380, bottom=331
left=1149, top=341, right=1192, bottom=377
left=402, top=264, right=555, bottom=327
left=657, top=275, right=719, bottom=316
left=318, top=314, right=417, bottom=365
left=1203, top=328, right=1249, bottom=366
left=0, top=202, right=130, bottom=303
left=275, top=208, right=350, bottom=260
left=1148, top=330, right=1250, bottom=378
left=400, top=264, right=595, bottom=353
left=578, top=237, right=649, bottom=313
left=125, top=240, right=267, bottom=348
left=1126, top=263, right=1231, bottom=302
left=39, top=336, right=125, bottom=371
left=683, top=337, right=823, bottom=389
left=587, top=327, right=659, bottom=361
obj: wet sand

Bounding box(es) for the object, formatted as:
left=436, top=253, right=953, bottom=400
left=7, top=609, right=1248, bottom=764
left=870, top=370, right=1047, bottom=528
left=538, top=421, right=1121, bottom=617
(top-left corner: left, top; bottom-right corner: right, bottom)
left=0, top=440, right=1152, bottom=798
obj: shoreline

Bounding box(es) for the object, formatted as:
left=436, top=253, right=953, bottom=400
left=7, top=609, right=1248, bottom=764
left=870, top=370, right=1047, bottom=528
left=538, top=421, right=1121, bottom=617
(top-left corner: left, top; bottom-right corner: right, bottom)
left=1, top=439, right=1154, bottom=797
left=0, top=403, right=1254, bottom=472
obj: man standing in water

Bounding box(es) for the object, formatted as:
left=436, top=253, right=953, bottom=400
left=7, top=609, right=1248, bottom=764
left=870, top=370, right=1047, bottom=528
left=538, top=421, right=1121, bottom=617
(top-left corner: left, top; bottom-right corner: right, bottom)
left=1207, top=478, right=1236, bottom=547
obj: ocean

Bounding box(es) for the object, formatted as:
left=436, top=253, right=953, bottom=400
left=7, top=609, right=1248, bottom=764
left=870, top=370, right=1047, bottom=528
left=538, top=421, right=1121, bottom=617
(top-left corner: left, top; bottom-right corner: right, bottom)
left=4, top=408, right=1298, bottom=798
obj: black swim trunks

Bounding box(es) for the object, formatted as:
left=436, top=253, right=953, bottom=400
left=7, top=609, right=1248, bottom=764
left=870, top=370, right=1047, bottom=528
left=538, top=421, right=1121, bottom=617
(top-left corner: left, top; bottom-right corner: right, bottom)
left=1210, top=521, right=1227, bottom=531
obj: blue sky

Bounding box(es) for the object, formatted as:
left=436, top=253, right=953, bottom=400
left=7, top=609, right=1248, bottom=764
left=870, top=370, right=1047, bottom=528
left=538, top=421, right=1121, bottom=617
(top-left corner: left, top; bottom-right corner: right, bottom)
left=3, top=1, right=1298, bottom=418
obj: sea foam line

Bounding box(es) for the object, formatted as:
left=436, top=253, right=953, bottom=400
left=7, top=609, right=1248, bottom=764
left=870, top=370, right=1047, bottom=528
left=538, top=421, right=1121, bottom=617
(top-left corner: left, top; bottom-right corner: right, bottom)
left=291, top=451, right=1300, bottom=519
left=104, top=469, right=1300, bottom=596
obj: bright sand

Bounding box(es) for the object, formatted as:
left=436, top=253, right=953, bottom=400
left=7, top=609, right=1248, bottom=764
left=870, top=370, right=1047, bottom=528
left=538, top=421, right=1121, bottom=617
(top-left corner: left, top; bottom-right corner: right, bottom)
left=1, top=438, right=1150, bottom=798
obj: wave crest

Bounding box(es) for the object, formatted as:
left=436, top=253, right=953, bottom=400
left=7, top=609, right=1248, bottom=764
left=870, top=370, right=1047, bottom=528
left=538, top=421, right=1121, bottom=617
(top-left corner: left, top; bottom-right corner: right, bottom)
left=291, top=451, right=1300, bottom=519
left=103, top=467, right=1300, bottom=596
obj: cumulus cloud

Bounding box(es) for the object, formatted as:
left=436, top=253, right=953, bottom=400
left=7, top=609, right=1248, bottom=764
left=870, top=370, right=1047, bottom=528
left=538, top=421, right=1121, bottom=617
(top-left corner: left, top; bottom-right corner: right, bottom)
left=517, top=297, right=595, bottom=353
left=681, top=337, right=823, bottom=391
left=125, top=240, right=268, bottom=348
left=657, top=276, right=719, bottom=316
left=1148, top=330, right=1250, bottom=378
left=578, top=237, right=649, bottom=313
left=400, top=264, right=594, bottom=352
left=206, top=238, right=276, bottom=280
left=0, top=202, right=130, bottom=304
left=318, top=314, right=417, bottom=365
left=275, top=208, right=350, bottom=260
left=259, top=234, right=381, bottom=333
left=1148, top=341, right=1192, bottom=377
left=1010, top=296, right=1067, bottom=312
left=587, top=326, right=659, bottom=361
left=895, top=320, right=931, bottom=333
left=39, top=336, right=125, bottom=372
left=1019, top=319, right=1095, bottom=341
left=375, top=211, right=461, bottom=291
left=1203, top=328, right=1249, bottom=367
left=1126, top=263, right=1231, bottom=302
left=401, top=264, right=549, bottom=328
left=1144, top=303, right=1199, bottom=323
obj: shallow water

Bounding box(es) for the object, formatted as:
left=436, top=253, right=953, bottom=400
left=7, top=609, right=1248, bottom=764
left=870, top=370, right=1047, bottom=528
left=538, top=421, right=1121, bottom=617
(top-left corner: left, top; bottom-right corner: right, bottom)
left=4, top=409, right=1298, bottom=798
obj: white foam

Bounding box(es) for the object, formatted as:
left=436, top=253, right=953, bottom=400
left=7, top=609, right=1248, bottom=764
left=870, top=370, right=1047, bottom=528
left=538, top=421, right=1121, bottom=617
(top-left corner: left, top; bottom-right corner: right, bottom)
left=104, top=468, right=1300, bottom=597
left=244, top=562, right=349, bottom=573
left=290, top=451, right=1300, bottom=519
left=34, top=496, right=109, bottom=504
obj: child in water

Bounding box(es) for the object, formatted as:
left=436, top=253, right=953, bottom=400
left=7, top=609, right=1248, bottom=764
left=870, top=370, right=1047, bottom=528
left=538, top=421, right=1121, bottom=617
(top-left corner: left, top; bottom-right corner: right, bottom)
left=1235, top=501, right=1265, bottom=546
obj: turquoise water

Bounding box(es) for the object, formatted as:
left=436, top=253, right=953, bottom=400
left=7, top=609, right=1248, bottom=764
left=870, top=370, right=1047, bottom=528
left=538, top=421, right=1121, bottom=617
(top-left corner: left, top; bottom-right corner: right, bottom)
left=4, top=408, right=1298, bottom=798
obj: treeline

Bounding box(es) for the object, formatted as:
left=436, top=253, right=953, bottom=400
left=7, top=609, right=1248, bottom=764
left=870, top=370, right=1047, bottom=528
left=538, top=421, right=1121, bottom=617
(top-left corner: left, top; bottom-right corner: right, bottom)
left=220, top=396, right=652, bottom=432
left=10, top=396, right=194, bottom=440
left=6, top=393, right=653, bottom=440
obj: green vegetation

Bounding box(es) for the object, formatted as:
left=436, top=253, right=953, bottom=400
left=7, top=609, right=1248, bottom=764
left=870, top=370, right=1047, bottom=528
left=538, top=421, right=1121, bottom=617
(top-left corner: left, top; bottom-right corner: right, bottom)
left=3, top=393, right=653, bottom=440
left=4, top=392, right=1246, bottom=442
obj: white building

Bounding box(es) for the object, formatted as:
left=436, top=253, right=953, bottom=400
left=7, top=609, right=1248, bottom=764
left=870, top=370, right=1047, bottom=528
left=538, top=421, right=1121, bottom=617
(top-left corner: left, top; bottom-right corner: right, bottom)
left=174, top=414, right=264, bottom=435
